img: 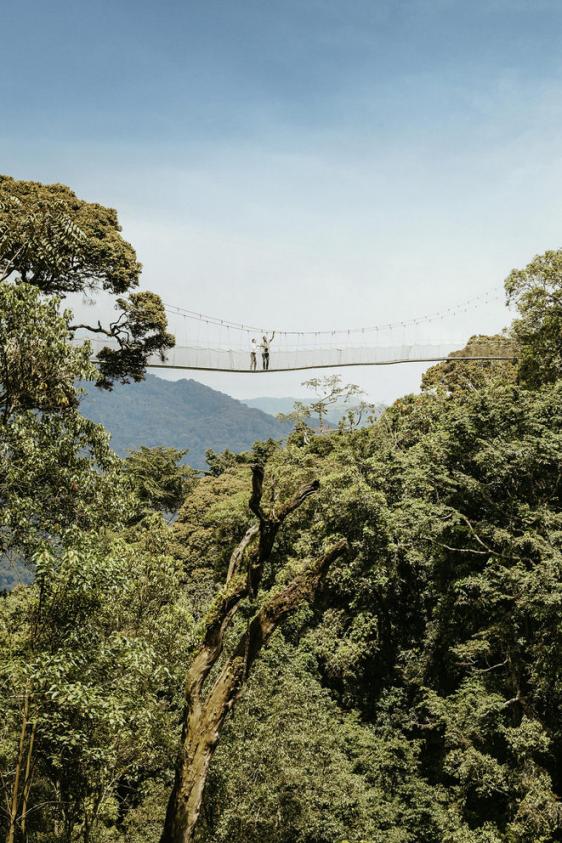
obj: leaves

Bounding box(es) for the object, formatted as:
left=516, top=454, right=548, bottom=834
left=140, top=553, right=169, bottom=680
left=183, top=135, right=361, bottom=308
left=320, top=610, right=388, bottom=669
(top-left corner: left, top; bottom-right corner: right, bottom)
left=0, top=175, right=140, bottom=294
left=505, top=249, right=562, bottom=386
left=0, top=174, right=175, bottom=386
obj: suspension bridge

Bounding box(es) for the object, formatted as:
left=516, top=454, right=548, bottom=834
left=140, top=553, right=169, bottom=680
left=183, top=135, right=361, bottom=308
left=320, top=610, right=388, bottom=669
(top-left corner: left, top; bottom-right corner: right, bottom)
left=82, top=288, right=517, bottom=373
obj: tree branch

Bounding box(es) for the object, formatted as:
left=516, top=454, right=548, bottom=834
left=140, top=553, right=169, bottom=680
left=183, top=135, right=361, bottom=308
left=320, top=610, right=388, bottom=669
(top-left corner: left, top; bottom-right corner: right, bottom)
left=184, top=466, right=322, bottom=703
left=227, top=523, right=259, bottom=583
left=275, top=479, right=320, bottom=522
left=249, top=464, right=267, bottom=523
left=68, top=321, right=112, bottom=336
left=207, top=538, right=348, bottom=711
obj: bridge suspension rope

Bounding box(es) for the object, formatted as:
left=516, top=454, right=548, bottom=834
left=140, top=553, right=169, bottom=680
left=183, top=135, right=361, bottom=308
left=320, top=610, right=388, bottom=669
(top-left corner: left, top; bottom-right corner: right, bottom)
left=162, top=285, right=504, bottom=337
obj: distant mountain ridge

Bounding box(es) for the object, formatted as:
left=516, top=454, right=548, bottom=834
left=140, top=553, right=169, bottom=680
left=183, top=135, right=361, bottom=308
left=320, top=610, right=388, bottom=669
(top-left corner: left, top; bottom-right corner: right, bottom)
left=80, top=375, right=292, bottom=470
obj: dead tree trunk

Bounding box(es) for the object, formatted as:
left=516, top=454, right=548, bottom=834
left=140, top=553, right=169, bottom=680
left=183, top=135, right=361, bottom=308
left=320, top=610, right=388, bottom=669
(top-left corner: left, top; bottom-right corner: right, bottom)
left=160, top=465, right=347, bottom=843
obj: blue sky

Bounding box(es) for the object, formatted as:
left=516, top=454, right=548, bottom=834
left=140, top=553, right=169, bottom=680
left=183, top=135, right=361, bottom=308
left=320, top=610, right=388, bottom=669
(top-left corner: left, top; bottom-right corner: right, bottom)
left=3, top=0, right=562, bottom=401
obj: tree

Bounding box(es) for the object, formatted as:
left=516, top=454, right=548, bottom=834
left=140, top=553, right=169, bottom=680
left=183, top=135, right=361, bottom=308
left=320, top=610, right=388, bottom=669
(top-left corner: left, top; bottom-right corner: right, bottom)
left=302, top=376, right=364, bottom=431
left=505, top=248, right=562, bottom=386
left=0, top=524, right=194, bottom=843
left=421, top=334, right=517, bottom=396
left=160, top=465, right=347, bottom=843
left=0, top=282, right=129, bottom=562
left=0, top=282, right=92, bottom=421
left=278, top=375, right=369, bottom=434
left=0, top=175, right=174, bottom=387
left=204, top=448, right=243, bottom=477
left=124, top=446, right=197, bottom=520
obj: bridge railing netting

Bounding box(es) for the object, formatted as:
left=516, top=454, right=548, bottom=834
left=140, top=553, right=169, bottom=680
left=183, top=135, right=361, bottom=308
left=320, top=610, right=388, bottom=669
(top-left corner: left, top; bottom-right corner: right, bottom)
left=77, top=336, right=516, bottom=372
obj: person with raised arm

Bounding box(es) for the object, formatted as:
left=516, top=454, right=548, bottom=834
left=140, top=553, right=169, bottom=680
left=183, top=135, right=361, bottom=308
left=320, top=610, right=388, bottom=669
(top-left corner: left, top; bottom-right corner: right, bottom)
left=261, top=331, right=275, bottom=371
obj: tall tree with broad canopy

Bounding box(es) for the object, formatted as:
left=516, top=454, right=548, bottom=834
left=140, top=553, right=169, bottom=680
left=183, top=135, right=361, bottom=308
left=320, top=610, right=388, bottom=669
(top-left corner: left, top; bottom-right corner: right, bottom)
left=0, top=175, right=174, bottom=387
left=506, top=248, right=562, bottom=386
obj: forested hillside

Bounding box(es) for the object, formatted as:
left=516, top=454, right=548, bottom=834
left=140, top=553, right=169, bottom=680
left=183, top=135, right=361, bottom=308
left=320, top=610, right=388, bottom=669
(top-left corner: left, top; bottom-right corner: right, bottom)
left=80, top=374, right=292, bottom=470
left=1, top=175, right=561, bottom=843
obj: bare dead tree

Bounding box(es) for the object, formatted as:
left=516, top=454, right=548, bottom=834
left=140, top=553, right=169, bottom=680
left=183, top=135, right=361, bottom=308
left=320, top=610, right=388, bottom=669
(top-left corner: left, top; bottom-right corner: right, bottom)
left=160, top=464, right=347, bottom=843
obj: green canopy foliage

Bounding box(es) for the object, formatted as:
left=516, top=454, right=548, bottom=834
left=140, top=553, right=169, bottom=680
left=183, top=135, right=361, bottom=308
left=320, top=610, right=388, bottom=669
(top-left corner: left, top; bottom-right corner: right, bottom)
left=124, top=446, right=197, bottom=519
left=0, top=283, right=93, bottom=418
left=0, top=175, right=174, bottom=387
left=0, top=282, right=128, bottom=562
left=506, top=248, right=562, bottom=386
left=1, top=200, right=561, bottom=843
left=166, top=363, right=562, bottom=842
left=0, top=176, right=140, bottom=295
left=0, top=526, right=194, bottom=841
left=421, top=334, right=517, bottom=395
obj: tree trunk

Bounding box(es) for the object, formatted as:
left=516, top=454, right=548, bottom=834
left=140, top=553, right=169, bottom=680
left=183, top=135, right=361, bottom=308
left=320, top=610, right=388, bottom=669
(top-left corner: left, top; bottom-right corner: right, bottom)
left=160, top=662, right=244, bottom=843
left=160, top=541, right=347, bottom=841
left=6, top=692, right=29, bottom=843
left=159, top=464, right=347, bottom=843
left=19, top=720, right=35, bottom=840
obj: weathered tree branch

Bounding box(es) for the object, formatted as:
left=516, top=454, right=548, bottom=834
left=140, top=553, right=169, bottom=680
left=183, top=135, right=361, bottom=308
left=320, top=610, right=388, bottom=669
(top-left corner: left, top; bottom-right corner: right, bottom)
left=275, top=479, right=320, bottom=523
left=182, top=466, right=321, bottom=706
left=226, top=523, right=259, bottom=583
left=160, top=467, right=345, bottom=843
left=212, top=537, right=349, bottom=704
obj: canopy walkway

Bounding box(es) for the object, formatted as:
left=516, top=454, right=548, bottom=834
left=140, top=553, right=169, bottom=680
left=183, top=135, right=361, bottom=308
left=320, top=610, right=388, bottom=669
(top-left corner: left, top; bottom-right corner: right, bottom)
left=81, top=288, right=517, bottom=373
left=141, top=341, right=514, bottom=372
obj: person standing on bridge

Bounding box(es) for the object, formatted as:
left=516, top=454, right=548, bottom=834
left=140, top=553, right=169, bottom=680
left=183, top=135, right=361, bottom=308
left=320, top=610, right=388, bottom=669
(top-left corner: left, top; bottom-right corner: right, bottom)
left=261, top=331, right=275, bottom=371
left=249, top=337, right=258, bottom=371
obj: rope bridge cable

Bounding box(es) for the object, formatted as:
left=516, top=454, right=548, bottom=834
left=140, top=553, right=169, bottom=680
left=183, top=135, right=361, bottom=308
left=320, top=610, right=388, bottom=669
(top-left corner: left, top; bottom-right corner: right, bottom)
left=162, top=284, right=505, bottom=337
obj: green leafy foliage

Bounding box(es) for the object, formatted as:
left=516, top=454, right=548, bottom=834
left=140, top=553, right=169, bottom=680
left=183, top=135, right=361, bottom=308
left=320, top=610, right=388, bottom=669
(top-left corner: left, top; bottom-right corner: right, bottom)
left=0, top=282, right=93, bottom=418
left=0, top=283, right=128, bottom=563
left=0, top=174, right=174, bottom=386
left=506, top=249, right=562, bottom=386
left=0, top=526, right=194, bottom=842
left=0, top=176, right=140, bottom=295
left=92, top=291, right=175, bottom=388
left=200, top=640, right=445, bottom=843
left=124, top=446, right=197, bottom=518
left=167, top=365, right=562, bottom=842
left=1, top=199, right=561, bottom=843
left=421, top=334, right=517, bottom=395
left=278, top=375, right=373, bottom=432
